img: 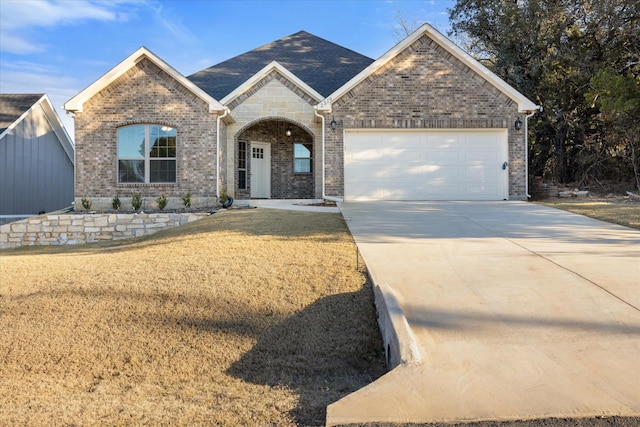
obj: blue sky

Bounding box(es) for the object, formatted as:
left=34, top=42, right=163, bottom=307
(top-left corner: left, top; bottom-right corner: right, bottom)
left=0, top=0, right=455, bottom=138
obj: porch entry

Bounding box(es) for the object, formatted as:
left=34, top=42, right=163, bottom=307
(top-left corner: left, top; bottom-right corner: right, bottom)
left=250, top=142, right=271, bottom=198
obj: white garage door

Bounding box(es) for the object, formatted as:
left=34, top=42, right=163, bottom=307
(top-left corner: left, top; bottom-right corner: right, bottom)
left=344, top=129, right=509, bottom=201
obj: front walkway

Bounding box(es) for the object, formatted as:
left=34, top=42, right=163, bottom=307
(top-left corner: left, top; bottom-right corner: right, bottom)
left=234, top=199, right=340, bottom=213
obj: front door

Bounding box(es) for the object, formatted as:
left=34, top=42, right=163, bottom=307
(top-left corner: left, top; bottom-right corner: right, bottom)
left=250, top=142, right=271, bottom=198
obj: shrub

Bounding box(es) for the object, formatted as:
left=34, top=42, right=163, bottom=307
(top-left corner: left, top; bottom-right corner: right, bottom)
left=112, top=195, right=121, bottom=211
left=131, top=193, right=142, bottom=211
left=81, top=197, right=92, bottom=211
left=156, top=195, right=168, bottom=211
left=182, top=192, right=192, bottom=209
left=219, top=189, right=228, bottom=206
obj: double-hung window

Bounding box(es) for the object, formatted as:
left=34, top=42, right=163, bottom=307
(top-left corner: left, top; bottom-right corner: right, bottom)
left=294, top=143, right=312, bottom=173
left=118, top=124, right=176, bottom=183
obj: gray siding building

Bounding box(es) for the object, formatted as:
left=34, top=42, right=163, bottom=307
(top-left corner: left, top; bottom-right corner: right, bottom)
left=0, top=94, right=74, bottom=221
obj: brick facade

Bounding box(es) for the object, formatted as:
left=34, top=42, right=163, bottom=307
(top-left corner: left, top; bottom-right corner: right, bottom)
left=235, top=119, right=315, bottom=199
left=71, top=29, right=533, bottom=204
left=74, top=58, right=219, bottom=210
left=323, top=34, right=527, bottom=199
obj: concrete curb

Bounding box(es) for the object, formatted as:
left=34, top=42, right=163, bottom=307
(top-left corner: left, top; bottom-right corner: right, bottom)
left=325, top=283, right=424, bottom=427
left=374, top=283, right=422, bottom=369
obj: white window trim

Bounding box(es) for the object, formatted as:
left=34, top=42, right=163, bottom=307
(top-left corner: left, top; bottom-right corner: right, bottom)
left=293, top=142, right=312, bottom=174
left=117, top=124, right=177, bottom=184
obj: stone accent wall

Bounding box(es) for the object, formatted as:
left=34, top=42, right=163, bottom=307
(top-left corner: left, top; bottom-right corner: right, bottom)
left=74, top=57, right=219, bottom=208
left=226, top=70, right=318, bottom=110
left=0, top=212, right=205, bottom=249
left=324, top=34, right=527, bottom=199
left=236, top=119, right=314, bottom=199
left=225, top=74, right=322, bottom=198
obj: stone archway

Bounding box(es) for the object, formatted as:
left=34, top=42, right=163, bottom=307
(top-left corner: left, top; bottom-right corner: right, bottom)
left=235, top=117, right=315, bottom=199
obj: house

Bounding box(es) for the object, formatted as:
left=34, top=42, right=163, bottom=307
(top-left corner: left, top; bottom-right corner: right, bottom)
left=0, top=94, right=75, bottom=222
left=64, top=24, right=538, bottom=210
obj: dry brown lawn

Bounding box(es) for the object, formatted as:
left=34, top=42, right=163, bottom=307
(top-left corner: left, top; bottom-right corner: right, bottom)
left=535, top=196, right=640, bottom=231
left=0, top=208, right=386, bottom=426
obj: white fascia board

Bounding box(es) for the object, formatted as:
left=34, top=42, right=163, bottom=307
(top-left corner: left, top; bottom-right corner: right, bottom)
left=0, top=95, right=75, bottom=164
left=39, top=95, right=75, bottom=164
left=64, top=47, right=225, bottom=113
left=220, top=61, right=323, bottom=105
left=318, top=23, right=539, bottom=113
left=0, top=98, right=36, bottom=140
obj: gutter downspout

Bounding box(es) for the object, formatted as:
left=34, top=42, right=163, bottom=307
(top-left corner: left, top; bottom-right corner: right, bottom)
left=525, top=109, right=538, bottom=199
left=314, top=108, right=343, bottom=203
left=216, top=108, right=230, bottom=201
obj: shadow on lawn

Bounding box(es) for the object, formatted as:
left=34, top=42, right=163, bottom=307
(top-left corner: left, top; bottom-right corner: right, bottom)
left=227, top=282, right=387, bottom=426
left=0, top=209, right=348, bottom=257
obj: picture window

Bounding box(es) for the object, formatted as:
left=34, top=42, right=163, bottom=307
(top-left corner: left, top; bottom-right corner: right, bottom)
left=117, top=124, right=176, bottom=183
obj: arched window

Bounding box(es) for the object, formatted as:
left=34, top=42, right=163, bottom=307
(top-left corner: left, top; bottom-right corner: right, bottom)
left=117, top=124, right=176, bottom=183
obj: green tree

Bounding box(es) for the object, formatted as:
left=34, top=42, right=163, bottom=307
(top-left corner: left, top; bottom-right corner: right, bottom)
left=586, top=70, right=640, bottom=192
left=449, top=0, right=639, bottom=189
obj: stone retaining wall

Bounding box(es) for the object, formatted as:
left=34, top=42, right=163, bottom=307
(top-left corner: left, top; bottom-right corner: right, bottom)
left=0, top=212, right=206, bottom=249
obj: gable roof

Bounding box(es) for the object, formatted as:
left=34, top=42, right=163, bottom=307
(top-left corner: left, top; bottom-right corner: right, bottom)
left=0, top=93, right=44, bottom=134
left=220, top=61, right=324, bottom=105
left=0, top=93, right=75, bottom=164
left=318, top=23, right=539, bottom=113
left=188, top=31, right=374, bottom=100
left=65, top=47, right=225, bottom=113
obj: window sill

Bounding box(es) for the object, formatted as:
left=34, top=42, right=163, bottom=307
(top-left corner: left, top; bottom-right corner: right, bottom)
left=117, top=183, right=178, bottom=187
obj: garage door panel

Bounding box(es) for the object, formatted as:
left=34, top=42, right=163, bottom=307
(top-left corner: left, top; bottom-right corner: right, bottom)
left=344, top=130, right=508, bottom=201
left=465, top=151, right=501, bottom=162
left=429, top=151, right=461, bottom=163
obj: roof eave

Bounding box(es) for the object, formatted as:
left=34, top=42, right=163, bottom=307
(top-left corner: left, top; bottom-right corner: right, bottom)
left=220, top=61, right=323, bottom=106
left=39, top=95, right=75, bottom=164
left=0, top=94, right=43, bottom=139
left=0, top=95, right=75, bottom=164
left=64, top=47, right=225, bottom=114
left=318, top=23, right=539, bottom=113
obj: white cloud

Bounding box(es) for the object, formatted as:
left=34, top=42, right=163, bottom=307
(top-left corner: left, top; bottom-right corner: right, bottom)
left=147, top=2, right=198, bottom=45
left=0, top=61, right=80, bottom=138
left=0, top=0, right=200, bottom=140
left=0, top=0, right=125, bottom=54
left=2, top=0, right=116, bottom=27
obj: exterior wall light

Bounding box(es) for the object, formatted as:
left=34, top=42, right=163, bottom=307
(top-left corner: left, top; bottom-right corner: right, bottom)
left=286, top=126, right=292, bottom=137
left=514, top=117, right=523, bottom=131
left=330, top=118, right=337, bottom=131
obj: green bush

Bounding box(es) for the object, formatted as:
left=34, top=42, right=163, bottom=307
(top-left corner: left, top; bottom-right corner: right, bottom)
left=112, top=195, right=121, bottom=211
left=131, top=194, right=142, bottom=211
left=219, top=189, right=228, bottom=206
left=182, top=192, right=192, bottom=209
left=156, top=195, right=168, bottom=211
left=81, top=197, right=92, bottom=211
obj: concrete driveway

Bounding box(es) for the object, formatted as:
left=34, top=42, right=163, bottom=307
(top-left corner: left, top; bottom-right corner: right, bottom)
left=327, top=201, right=640, bottom=426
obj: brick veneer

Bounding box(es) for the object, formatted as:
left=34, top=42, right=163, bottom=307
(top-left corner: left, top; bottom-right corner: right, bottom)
left=236, top=119, right=314, bottom=199
left=74, top=58, right=220, bottom=210
left=224, top=72, right=322, bottom=199
left=324, top=34, right=527, bottom=199
left=74, top=32, right=530, bottom=203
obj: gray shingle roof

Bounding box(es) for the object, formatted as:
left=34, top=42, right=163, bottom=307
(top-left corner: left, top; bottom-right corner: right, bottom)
left=188, top=31, right=374, bottom=100
left=0, top=94, right=45, bottom=134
